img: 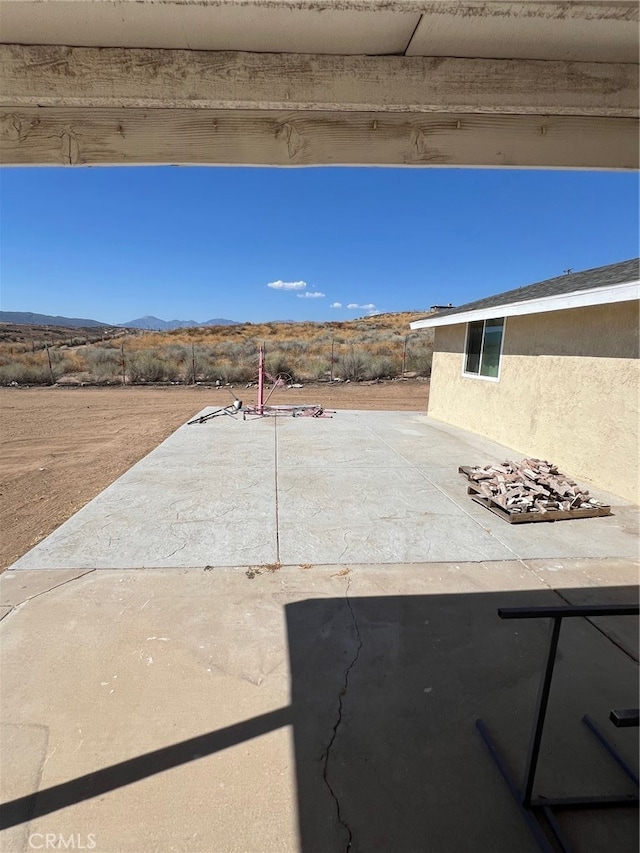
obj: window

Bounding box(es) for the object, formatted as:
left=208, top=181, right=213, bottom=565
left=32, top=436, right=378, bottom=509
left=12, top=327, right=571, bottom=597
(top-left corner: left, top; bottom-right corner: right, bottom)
left=464, top=318, right=504, bottom=379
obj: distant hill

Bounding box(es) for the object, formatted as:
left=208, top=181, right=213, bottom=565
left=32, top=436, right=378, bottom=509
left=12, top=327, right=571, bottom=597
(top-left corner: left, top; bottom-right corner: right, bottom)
left=0, top=311, right=112, bottom=329
left=0, top=311, right=240, bottom=331
left=203, top=318, right=240, bottom=327
left=120, top=315, right=240, bottom=331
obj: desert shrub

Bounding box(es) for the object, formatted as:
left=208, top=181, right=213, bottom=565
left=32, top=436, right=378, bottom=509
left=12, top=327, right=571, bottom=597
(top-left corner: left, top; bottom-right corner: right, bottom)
left=199, top=359, right=222, bottom=383
left=312, top=332, right=335, bottom=346
left=215, top=359, right=256, bottom=384
left=407, top=345, right=433, bottom=377
left=53, top=357, right=80, bottom=376
left=127, top=354, right=147, bottom=383
left=164, top=344, right=190, bottom=365
left=278, top=340, right=311, bottom=356
left=101, top=337, right=121, bottom=349
left=0, top=362, right=53, bottom=385
left=338, top=349, right=369, bottom=381
left=51, top=349, right=87, bottom=373
left=265, top=350, right=296, bottom=380
left=163, top=358, right=181, bottom=382
left=138, top=354, right=164, bottom=382
left=0, top=313, right=433, bottom=384
left=219, top=339, right=258, bottom=361
left=127, top=350, right=179, bottom=383
left=87, top=347, right=121, bottom=381
left=0, top=348, right=79, bottom=383
left=183, top=351, right=206, bottom=383
left=298, top=358, right=330, bottom=381
left=175, top=345, right=223, bottom=383
left=369, top=340, right=398, bottom=357
left=87, top=347, right=118, bottom=367
left=358, top=330, right=382, bottom=344
left=367, top=355, right=398, bottom=380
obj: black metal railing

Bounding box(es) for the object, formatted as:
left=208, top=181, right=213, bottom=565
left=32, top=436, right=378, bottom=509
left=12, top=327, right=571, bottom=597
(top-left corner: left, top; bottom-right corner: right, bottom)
left=476, top=603, right=639, bottom=853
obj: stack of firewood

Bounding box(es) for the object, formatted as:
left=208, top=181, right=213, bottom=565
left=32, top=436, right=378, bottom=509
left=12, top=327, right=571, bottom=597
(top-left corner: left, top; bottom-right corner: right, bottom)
left=466, top=458, right=605, bottom=514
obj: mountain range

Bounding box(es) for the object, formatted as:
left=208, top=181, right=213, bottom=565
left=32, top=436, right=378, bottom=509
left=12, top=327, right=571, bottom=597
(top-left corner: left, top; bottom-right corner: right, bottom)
left=0, top=311, right=240, bottom=330
left=120, top=315, right=240, bottom=330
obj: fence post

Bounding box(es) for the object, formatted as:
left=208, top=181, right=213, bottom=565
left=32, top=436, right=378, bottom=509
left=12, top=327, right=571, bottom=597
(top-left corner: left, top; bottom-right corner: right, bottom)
left=45, top=344, right=55, bottom=384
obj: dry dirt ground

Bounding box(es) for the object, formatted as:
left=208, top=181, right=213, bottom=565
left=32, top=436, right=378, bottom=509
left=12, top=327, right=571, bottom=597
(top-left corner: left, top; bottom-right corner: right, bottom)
left=0, top=381, right=428, bottom=570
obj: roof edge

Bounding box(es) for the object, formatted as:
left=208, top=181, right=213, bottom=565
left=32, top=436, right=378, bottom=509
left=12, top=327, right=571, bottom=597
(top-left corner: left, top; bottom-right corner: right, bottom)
left=410, top=280, right=640, bottom=329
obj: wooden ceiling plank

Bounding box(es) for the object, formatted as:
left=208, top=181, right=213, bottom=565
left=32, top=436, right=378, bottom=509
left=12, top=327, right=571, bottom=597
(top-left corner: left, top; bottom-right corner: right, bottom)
left=2, top=107, right=637, bottom=169
left=1, top=45, right=637, bottom=119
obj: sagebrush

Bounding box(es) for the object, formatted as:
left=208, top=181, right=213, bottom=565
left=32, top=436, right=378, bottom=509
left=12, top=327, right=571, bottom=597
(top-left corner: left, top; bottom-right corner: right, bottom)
left=0, top=312, right=434, bottom=385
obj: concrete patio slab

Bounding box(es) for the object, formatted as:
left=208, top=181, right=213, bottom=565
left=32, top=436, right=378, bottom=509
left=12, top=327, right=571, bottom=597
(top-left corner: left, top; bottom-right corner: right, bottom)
left=277, top=516, right=513, bottom=564
left=422, top=464, right=640, bottom=561
left=9, top=411, right=638, bottom=571
left=1, top=562, right=637, bottom=853
left=3, top=410, right=637, bottom=852
left=522, top=557, right=640, bottom=660
left=0, top=569, right=94, bottom=613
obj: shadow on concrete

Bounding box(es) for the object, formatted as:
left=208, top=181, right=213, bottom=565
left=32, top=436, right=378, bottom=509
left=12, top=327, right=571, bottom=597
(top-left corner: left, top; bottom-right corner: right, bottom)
left=1, top=585, right=638, bottom=852
left=0, top=707, right=293, bottom=833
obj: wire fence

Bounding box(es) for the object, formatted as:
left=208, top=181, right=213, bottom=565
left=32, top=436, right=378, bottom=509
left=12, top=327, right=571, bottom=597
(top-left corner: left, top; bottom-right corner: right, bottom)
left=0, top=334, right=433, bottom=386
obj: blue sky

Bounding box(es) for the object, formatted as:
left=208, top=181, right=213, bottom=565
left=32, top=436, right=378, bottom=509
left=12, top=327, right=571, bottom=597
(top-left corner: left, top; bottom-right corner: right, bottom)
left=0, top=167, right=637, bottom=325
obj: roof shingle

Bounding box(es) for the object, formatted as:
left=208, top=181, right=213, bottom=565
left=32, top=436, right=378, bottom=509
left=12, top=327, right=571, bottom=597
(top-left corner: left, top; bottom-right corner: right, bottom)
left=432, top=258, right=639, bottom=319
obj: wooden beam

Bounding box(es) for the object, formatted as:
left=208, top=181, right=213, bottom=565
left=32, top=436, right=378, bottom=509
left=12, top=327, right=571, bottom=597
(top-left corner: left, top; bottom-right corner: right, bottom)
left=0, top=44, right=637, bottom=118
left=1, top=108, right=637, bottom=169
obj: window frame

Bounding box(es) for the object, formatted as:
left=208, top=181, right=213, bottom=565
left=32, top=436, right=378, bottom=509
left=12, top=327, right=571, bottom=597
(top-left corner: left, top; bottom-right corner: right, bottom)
left=462, top=317, right=506, bottom=382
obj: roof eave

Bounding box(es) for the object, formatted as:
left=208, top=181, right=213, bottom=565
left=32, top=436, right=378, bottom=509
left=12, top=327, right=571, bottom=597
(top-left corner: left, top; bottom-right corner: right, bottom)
left=410, top=280, right=640, bottom=329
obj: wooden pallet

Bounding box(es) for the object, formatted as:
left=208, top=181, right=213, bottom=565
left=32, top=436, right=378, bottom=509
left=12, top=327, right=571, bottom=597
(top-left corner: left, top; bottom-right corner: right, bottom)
left=458, top=466, right=477, bottom=479
left=459, top=466, right=612, bottom=524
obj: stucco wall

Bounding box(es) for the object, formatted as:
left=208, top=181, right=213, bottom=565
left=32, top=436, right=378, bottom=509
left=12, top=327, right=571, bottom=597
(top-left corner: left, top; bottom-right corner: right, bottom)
left=428, top=301, right=639, bottom=503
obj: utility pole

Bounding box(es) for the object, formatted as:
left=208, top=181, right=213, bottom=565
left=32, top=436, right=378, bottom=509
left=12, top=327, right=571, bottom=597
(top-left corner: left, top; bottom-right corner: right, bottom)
left=121, top=339, right=126, bottom=386
left=330, top=338, right=335, bottom=382
left=402, top=335, right=408, bottom=379
left=191, top=342, right=196, bottom=385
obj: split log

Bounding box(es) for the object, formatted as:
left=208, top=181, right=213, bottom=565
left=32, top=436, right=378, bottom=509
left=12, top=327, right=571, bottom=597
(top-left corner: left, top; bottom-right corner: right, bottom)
left=464, top=458, right=606, bottom=516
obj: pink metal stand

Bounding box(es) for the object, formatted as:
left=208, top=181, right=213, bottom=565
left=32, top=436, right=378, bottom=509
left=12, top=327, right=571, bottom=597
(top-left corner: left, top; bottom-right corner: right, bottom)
left=243, top=345, right=333, bottom=419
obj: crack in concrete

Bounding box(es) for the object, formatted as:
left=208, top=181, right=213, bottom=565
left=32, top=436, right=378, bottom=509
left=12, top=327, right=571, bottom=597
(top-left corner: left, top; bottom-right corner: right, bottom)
left=163, top=539, right=187, bottom=560
left=1, top=569, right=95, bottom=620
left=321, top=577, right=363, bottom=852
left=338, top=531, right=350, bottom=563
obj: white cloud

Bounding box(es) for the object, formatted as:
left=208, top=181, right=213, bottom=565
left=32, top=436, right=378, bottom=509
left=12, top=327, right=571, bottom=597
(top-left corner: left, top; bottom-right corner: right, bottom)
left=347, top=303, right=359, bottom=309
left=267, top=280, right=307, bottom=291
left=347, top=302, right=377, bottom=310
left=330, top=302, right=342, bottom=308
left=296, top=291, right=325, bottom=299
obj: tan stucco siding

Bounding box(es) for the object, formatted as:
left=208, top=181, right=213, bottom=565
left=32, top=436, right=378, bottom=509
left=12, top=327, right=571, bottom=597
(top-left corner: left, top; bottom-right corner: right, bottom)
left=428, top=302, right=639, bottom=503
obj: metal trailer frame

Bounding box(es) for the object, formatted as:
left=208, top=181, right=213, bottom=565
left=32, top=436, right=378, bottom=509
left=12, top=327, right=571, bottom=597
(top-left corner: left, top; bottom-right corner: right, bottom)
left=476, top=603, right=639, bottom=853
